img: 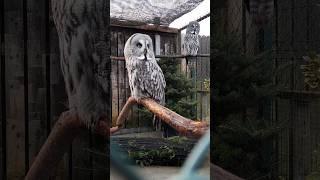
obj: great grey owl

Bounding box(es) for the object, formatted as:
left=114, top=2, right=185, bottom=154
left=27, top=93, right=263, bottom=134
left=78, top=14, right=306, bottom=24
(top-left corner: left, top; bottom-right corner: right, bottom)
left=52, top=0, right=110, bottom=128
left=124, top=33, right=166, bottom=131
left=183, top=21, right=200, bottom=56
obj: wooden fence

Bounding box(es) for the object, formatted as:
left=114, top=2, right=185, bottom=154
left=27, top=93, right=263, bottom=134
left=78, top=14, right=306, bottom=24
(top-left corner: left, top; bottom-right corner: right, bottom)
left=273, top=0, right=320, bottom=179
left=214, top=0, right=320, bottom=179
left=0, top=1, right=108, bottom=179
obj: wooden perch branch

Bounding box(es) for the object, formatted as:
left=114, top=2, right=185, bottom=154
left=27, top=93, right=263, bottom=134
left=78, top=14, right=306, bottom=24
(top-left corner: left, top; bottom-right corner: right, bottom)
left=211, top=164, right=244, bottom=180
left=116, top=97, right=137, bottom=127
left=25, top=110, right=80, bottom=180
left=25, top=106, right=240, bottom=180
left=113, top=97, right=209, bottom=138
left=25, top=111, right=110, bottom=180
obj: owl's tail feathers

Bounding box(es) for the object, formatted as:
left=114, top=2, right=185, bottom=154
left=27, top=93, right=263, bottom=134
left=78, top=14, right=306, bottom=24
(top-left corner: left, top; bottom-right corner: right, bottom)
left=153, top=115, right=162, bottom=131
left=153, top=115, right=178, bottom=138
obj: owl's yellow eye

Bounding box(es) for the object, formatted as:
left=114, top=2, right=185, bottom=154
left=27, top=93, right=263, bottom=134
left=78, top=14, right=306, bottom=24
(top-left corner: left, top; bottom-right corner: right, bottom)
left=136, top=43, right=142, bottom=48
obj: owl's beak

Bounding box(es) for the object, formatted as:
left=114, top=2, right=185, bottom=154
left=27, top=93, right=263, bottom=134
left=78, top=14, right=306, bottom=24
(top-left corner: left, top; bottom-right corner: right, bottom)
left=143, top=48, right=148, bottom=60
left=143, top=49, right=148, bottom=60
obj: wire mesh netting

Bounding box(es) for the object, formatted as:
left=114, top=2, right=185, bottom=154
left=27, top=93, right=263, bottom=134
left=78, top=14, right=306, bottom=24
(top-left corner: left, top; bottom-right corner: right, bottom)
left=110, top=0, right=204, bottom=25
left=274, top=0, right=320, bottom=179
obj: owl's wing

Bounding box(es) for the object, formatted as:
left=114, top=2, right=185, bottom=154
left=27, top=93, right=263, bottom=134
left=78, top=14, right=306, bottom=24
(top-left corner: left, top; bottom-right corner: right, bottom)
left=142, top=63, right=166, bottom=105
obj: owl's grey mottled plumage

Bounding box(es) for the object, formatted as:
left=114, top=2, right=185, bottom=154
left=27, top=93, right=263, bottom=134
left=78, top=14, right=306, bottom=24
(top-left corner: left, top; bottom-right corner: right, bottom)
left=183, top=21, right=200, bottom=56
left=52, top=0, right=110, bottom=128
left=124, top=33, right=166, bottom=130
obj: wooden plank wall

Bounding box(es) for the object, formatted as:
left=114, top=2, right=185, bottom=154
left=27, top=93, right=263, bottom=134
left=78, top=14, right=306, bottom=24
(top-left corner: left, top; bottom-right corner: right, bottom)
left=0, top=0, right=4, bottom=179
left=196, top=36, right=210, bottom=122
left=274, top=0, right=320, bottom=179
left=1, top=1, right=109, bottom=179
left=180, top=34, right=210, bottom=122
left=4, top=1, right=26, bottom=179
left=215, top=1, right=320, bottom=179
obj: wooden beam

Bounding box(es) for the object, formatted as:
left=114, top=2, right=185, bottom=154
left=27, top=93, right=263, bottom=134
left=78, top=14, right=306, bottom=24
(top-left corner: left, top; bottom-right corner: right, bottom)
left=155, top=54, right=210, bottom=58
left=111, top=54, right=210, bottom=61
left=178, top=13, right=210, bottom=31
left=111, top=21, right=179, bottom=34
left=277, top=90, right=320, bottom=99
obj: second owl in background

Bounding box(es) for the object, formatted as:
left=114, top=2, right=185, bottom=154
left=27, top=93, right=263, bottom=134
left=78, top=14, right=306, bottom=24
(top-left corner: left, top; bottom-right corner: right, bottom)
left=183, top=21, right=200, bottom=56
left=124, top=33, right=175, bottom=137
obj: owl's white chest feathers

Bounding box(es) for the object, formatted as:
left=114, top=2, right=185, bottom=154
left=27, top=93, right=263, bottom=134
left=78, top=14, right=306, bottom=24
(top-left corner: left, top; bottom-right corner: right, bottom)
left=126, top=58, right=166, bottom=105
left=183, top=34, right=200, bottom=56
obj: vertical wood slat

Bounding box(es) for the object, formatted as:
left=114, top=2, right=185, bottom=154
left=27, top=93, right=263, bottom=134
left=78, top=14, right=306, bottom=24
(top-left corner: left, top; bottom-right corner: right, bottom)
left=195, top=36, right=210, bottom=122
left=116, top=32, right=120, bottom=123
left=89, top=131, right=93, bottom=180
left=117, top=32, right=127, bottom=127
left=289, top=0, right=295, bottom=179
left=72, top=131, right=91, bottom=180
left=123, top=36, right=129, bottom=128
left=49, top=5, right=69, bottom=179
left=91, top=134, right=108, bottom=179
left=242, top=0, right=247, bottom=53
left=124, top=32, right=132, bottom=128
left=68, top=146, right=73, bottom=180
left=27, top=0, right=49, bottom=179
left=276, top=0, right=291, bottom=177
left=5, top=0, right=26, bottom=178
left=45, top=0, right=51, bottom=138
left=0, top=0, right=6, bottom=178
left=111, top=31, right=118, bottom=126
left=44, top=3, right=54, bottom=178
left=22, top=0, right=29, bottom=175
left=273, top=0, right=279, bottom=177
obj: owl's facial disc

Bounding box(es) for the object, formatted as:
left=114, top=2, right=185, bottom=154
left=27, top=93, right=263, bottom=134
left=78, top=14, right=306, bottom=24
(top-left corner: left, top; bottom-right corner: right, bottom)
left=187, top=21, right=200, bottom=35
left=136, top=39, right=153, bottom=61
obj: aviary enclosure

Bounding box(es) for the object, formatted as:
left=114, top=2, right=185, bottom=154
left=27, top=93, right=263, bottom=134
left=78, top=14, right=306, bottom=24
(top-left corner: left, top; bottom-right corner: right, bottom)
left=0, top=0, right=211, bottom=179
left=213, top=0, right=320, bottom=179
